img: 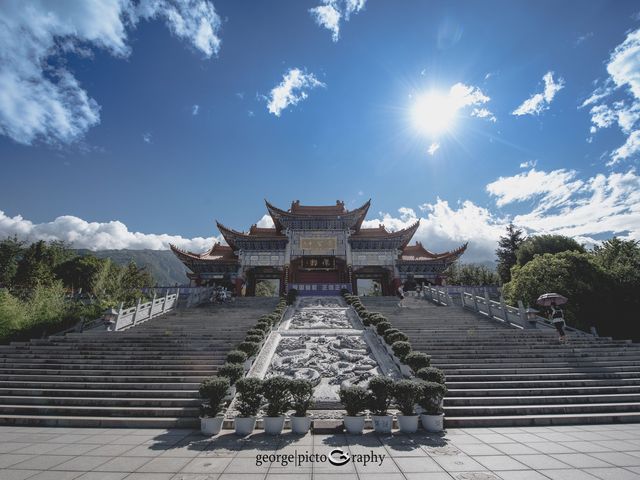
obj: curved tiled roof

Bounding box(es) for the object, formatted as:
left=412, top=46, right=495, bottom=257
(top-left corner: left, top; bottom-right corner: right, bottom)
left=401, top=241, right=468, bottom=261
left=265, top=199, right=371, bottom=231
left=169, top=242, right=236, bottom=262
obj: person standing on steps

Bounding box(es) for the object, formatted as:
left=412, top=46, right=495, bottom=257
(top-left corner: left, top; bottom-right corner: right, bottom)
left=397, top=284, right=405, bottom=308
left=550, top=301, right=567, bottom=344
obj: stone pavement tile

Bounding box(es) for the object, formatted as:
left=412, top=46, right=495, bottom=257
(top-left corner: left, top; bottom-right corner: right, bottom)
left=216, top=475, right=264, bottom=480
left=527, top=442, right=576, bottom=454
left=572, top=432, right=616, bottom=442
left=312, top=461, right=356, bottom=473
left=492, top=444, right=538, bottom=455
left=50, top=443, right=102, bottom=456
left=562, top=442, right=612, bottom=453
left=533, top=432, right=581, bottom=442
left=0, top=454, right=35, bottom=468
left=490, top=428, right=527, bottom=434
left=157, top=446, right=204, bottom=458
left=90, top=445, right=136, bottom=457
left=393, top=455, right=444, bottom=472
left=583, top=467, right=640, bottom=480
left=52, top=455, right=111, bottom=471
left=136, top=458, right=191, bottom=473
left=431, top=454, right=486, bottom=472
left=351, top=474, right=404, bottom=480
left=24, top=471, right=82, bottom=480
left=472, top=455, right=529, bottom=471
left=449, top=472, right=501, bottom=480
left=594, top=440, right=639, bottom=451
left=456, top=443, right=503, bottom=456
left=50, top=434, right=94, bottom=444
left=11, top=442, right=63, bottom=455
left=347, top=444, right=388, bottom=457
left=0, top=442, right=32, bottom=453
left=502, top=434, right=545, bottom=444
left=0, top=469, right=40, bottom=480
left=11, top=453, right=75, bottom=470
left=588, top=452, right=640, bottom=467
left=109, top=436, right=147, bottom=446
left=311, top=474, right=359, bottom=480
left=440, top=434, right=482, bottom=445
left=223, top=457, right=269, bottom=474
left=537, top=469, right=600, bottom=480
left=124, top=474, right=175, bottom=480
left=353, top=457, right=401, bottom=474
left=169, top=474, right=222, bottom=480
left=510, top=454, right=571, bottom=470
left=265, top=474, right=311, bottom=480
left=404, top=474, right=454, bottom=480
left=550, top=453, right=613, bottom=468
left=384, top=443, right=429, bottom=457
left=494, top=471, right=549, bottom=480
left=121, top=445, right=164, bottom=457
left=469, top=434, right=513, bottom=444
left=93, top=456, right=151, bottom=472
left=180, top=457, right=233, bottom=474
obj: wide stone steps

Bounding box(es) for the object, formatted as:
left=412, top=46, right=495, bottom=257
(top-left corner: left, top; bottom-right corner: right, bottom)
left=0, top=298, right=278, bottom=427
left=362, top=295, right=640, bottom=427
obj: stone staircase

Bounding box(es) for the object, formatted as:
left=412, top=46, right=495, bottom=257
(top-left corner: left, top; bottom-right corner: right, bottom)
left=0, top=297, right=278, bottom=427
left=362, top=296, right=640, bottom=427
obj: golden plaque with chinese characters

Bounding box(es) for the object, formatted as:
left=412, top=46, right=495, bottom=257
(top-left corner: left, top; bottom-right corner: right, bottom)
left=300, top=237, right=337, bottom=251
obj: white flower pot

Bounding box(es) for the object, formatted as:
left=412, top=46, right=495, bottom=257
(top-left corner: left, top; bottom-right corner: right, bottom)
left=263, top=416, right=286, bottom=435
left=420, top=413, right=444, bottom=432
left=372, top=415, right=393, bottom=434
left=234, top=416, right=256, bottom=436
left=200, top=416, right=224, bottom=436
left=343, top=415, right=366, bottom=435
left=290, top=415, right=312, bottom=434
left=397, top=414, right=419, bottom=433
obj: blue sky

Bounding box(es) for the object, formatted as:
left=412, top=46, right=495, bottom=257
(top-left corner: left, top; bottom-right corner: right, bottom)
left=1, top=0, right=639, bottom=262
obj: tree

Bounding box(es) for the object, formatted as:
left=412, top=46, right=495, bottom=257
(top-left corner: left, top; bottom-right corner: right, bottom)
left=55, top=255, right=106, bottom=293
left=0, top=236, right=25, bottom=288
left=502, top=251, right=607, bottom=332
left=496, top=224, right=525, bottom=284
left=515, top=234, right=585, bottom=267
left=446, top=263, right=500, bottom=286
left=13, top=240, right=74, bottom=292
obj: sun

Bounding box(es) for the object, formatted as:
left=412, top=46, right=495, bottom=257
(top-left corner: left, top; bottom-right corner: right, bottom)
left=410, top=90, right=458, bottom=137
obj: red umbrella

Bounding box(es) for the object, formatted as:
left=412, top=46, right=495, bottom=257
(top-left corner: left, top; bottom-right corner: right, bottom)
left=536, top=293, right=568, bottom=306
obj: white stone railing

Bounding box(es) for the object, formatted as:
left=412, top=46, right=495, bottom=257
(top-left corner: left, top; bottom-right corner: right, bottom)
left=417, top=286, right=593, bottom=335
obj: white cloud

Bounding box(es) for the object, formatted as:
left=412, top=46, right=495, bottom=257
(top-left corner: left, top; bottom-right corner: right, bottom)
left=309, top=0, right=366, bottom=42
left=584, top=28, right=640, bottom=164
left=0, top=0, right=222, bottom=146
left=256, top=214, right=275, bottom=228
left=267, top=68, right=325, bottom=117
left=192, top=104, right=199, bottom=115
left=428, top=142, right=440, bottom=155
left=471, top=108, right=496, bottom=122
left=142, top=132, right=152, bottom=144
left=512, top=71, right=565, bottom=116
left=519, top=159, right=538, bottom=169
left=0, top=210, right=218, bottom=252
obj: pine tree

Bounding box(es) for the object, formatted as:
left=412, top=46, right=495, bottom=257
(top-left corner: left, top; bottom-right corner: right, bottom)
left=496, top=223, right=525, bottom=284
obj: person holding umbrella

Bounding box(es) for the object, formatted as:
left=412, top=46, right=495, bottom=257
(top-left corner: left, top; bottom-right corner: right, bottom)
left=537, top=293, right=568, bottom=344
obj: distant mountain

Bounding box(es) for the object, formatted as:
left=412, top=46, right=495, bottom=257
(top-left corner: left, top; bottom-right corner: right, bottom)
left=75, top=249, right=190, bottom=286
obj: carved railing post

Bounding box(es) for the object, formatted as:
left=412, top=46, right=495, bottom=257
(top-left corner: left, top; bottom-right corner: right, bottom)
left=484, top=287, right=492, bottom=319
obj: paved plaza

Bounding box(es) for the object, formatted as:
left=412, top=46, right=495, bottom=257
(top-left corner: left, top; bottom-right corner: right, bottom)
left=1, top=423, right=640, bottom=480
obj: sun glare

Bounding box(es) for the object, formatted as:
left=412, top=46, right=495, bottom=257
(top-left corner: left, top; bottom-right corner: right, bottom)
left=411, top=91, right=457, bottom=137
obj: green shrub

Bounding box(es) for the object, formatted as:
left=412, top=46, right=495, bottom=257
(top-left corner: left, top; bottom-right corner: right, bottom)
left=290, top=379, right=314, bottom=417
left=237, top=341, right=260, bottom=358
left=339, top=385, right=368, bottom=416
left=376, top=321, right=392, bottom=335
left=254, top=322, right=271, bottom=333
left=367, top=376, right=394, bottom=416
left=418, top=381, right=447, bottom=415
left=245, top=329, right=265, bottom=339
left=245, top=334, right=263, bottom=344
left=262, top=376, right=292, bottom=417
left=385, top=331, right=408, bottom=345
left=0, top=290, right=27, bottom=339
left=199, top=376, right=230, bottom=417
left=368, top=315, right=384, bottom=326
left=393, top=379, right=422, bottom=416
left=235, top=377, right=264, bottom=417
left=392, top=341, right=412, bottom=360
left=226, top=350, right=248, bottom=364
left=218, top=363, right=244, bottom=385
left=416, top=367, right=446, bottom=384
left=404, top=352, right=431, bottom=373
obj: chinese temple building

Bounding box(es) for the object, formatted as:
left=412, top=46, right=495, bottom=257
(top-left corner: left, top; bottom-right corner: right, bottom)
left=170, top=200, right=467, bottom=296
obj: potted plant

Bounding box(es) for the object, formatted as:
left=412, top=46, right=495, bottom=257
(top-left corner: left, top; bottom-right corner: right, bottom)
left=226, top=350, right=248, bottom=365
left=199, top=376, right=230, bottom=435
left=391, top=341, right=412, bottom=362
left=339, top=385, right=368, bottom=434
left=393, top=379, right=421, bottom=433
left=237, top=341, right=261, bottom=370
left=289, top=378, right=314, bottom=434
left=376, top=321, right=392, bottom=336
left=368, top=376, right=394, bottom=434
left=416, top=367, right=446, bottom=384
left=218, top=362, right=244, bottom=397
left=262, top=376, right=292, bottom=435
left=234, top=377, right=263, bottom=436
left=418, top=381, right=448, bottom=432
left=404, top=351, right=431, bottom=373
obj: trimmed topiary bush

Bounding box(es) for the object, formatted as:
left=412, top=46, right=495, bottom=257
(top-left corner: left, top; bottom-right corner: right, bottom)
left=246, top=329, right=265, bottom=339
left=416, top=367, right=446, bottom=384
left=392, top=341, right=412, bottom=360
left=376, top=321, right=392, bottom=335
left=235, top=377, right=264, bottom=417
left=367, top=376, right=394, bottom=416
left=290, top=379, right=314, bottom=417
left=262, top=376, right=292, bottom=417
left=254, top=322, right=271, bottom=333
left=218, top=362, right=244, bottom=385
left=339, top=385, right=369, bottom=416
left=393, top=379, right=422, bottom=416
left=404, top=352, right=431, bottom=373
left=199, top=376, right=230, bottom=417
left=385, top=331, right=408, bottom=345
left=245, top=334, right=264, bottom=344
left=418, top=381, right=447, bottom=415
left=237, top=341, right=260, bottom=358
left=226, top=350, right=248, bottom=364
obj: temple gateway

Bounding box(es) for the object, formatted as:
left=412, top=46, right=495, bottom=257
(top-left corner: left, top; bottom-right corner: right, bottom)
left=171, top=200, right=467, bottom=296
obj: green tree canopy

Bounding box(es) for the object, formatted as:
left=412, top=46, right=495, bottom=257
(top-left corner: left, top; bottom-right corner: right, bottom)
left=515, top=234, right=585, bottom=267
left=496, top=223, right=525, bottom=284
left=446, top=263, right=500, bottom=286
left=0, top=236, right=25, bottom=287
